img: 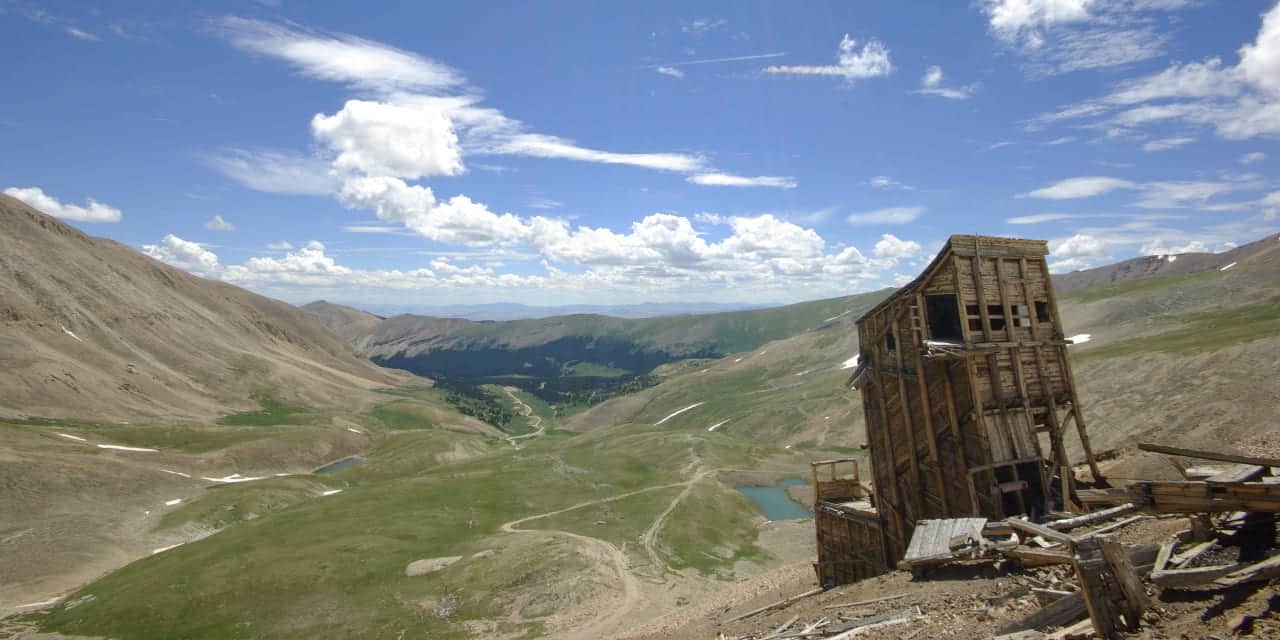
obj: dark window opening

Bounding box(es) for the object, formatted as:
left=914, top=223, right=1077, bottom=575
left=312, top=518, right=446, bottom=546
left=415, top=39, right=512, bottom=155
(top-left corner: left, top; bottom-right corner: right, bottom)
left=969, top=318, right=983, bottom=332
left=990, top=317, right=1006, bottom=331
left=925, top=294, right=963, bottom=341
left=966, top=304, right=980, bottom=316
left=1035, top=301, right=1051, bottom=323
left=987, top=304, right=1006, bottom=331
left=987, top=304, right=1003, bottom=316
left=885, top=332, right=896, bottom=352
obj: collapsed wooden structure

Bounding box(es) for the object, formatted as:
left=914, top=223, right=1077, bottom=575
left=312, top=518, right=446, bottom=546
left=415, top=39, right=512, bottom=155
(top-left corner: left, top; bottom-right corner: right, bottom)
left=816, top=235, right=1103, bottom=586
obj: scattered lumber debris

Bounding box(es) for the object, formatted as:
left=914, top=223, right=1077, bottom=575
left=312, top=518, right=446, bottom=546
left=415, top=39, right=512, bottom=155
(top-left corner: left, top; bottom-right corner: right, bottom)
left=1126, top=480, right=1280, bottom=513
left=724, top=588, right=824, bottom=623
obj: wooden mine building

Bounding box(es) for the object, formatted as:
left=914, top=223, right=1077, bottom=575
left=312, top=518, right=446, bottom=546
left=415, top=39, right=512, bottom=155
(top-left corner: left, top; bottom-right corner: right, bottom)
left=813, top=235, right=1102, bottom=586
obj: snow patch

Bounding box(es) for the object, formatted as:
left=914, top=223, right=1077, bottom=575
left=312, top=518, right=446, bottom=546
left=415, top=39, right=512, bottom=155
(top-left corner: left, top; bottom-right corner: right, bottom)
left=734, top=358, right=743, bottom=363
left=202, top=473, right=265, bottom=484
left=55, top=432, right=87, bottom=442
left=1220, top=262, right=1237, bottom=272
left=706, top=419, right=730, bottom=432
left=794, top=370, right=810, bottom=377
left=841, top=354, right=860, bottom=369
left=1068, top=334, right=1092, bottom=345
left=346, top=427, right=362, bottom=434
left=96, top=444, right=157, bottom=452
left=15, top=598, right=61, bottom=611
left=164, top=499, right=182, bottom=506
left=320, top=489, right=343, bottom=496
left=655, top=402, right=705, bottom=426
left=1167, top=255, right=1177, bottom=262
left=152, top=543, right=184, bottom=555
left=60, top=325, right=82, bottom=342
left=159, top=469, right=191, bottom=478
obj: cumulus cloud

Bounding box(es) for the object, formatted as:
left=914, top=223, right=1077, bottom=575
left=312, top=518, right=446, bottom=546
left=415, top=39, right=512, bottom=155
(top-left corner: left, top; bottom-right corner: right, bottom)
left=1140, top=239, right=1209, bottom=255
left=1048, top=232, right=1111, bottom=272
left=204, top=215, right=235, bottom=231
left=686, top=173, right=797, bottom=188
left=915, top=65, right=976, bottom=100
left=143, top=235, right=220, bottom=275
left=312, top=99, right=464, bottom=179
left=873, top=234, right=921, bottom=259
left=764, top=34, right=892, bottom=81
left=4, top=186, right=123, bottom=222
left=847, top=206, right=925, bottom=225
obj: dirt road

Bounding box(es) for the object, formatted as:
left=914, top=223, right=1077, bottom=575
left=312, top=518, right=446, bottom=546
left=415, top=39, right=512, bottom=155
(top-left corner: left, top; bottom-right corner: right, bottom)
left=503, top=387, right=545, bottom=446
left=498, top=468, right=709, bottom=640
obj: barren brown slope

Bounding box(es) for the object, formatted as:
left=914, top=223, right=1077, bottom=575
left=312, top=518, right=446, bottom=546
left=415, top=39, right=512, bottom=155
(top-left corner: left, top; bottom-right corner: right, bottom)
left=0, top=194, right=414, bottom=423
left=301, top=299, right=385, bottom=343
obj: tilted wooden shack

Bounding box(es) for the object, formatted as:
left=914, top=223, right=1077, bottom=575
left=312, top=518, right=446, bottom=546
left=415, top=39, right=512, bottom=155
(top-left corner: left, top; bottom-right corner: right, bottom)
left=815, top=235, right=1101, bottom=584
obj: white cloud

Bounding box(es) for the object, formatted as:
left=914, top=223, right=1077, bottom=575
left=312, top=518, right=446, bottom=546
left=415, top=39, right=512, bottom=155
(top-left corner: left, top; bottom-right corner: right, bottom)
left=493, top=133, right=705, bottom=172
left=650, top=52, right=787, bottom=69
left=915, top=65, right=976, bottom=100
left=682, top=18, right=727, bottom=35
left=267, top=241, right=293, bottom=250
left=203, top=149, right=337, bottom=195
left=215, top=17, right=462, bottom=94
left=978, top=0, right=1190, bottom=76
left=527, top=198, right=562, bottom=210
left=1140, top=239, right=1210, bottom=255
left=1240, top=151, right=1267, bottom=164
left=204, top=215, right=235, bottom=231
left=1047, top=232, right=1112, bottom=272
left=142, top=235, right=220, bottom=275
left=66, top=27, right=100, bottom=41
left=1006, top=212, right=1107, bottom=224
left=1030, top=3, right=1280, bottom=139
left=1022, top=176, right=1135, bottom=199
left=847, top=206, right=926, bottom=225
left=1141, top=136, right=1195, bottom=151
left=312, top=99, right=464, bottom=179
left=655, top=66, right=685, bottom=79
left=873, top=234, right=921, bottom=259
left=764, top=34, right=892, bottom=81
left=686, top=173, right=797, bottom=188
left=4, top=186, right=123, bottom=222
left=868, top=175, right=915, bottom=190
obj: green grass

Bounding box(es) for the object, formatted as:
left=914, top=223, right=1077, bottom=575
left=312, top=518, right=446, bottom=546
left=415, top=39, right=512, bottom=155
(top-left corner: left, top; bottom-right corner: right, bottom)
left=216, top=390, right=318, bottom=426
left=1077, top=295, right=1280, bottom=361
left=660, top=481, right=769, bottom=575
left=39, top=427, right=780, bottom=640
left=1060, top=269, right=1221, bottom=304
left=367, top=401, right=437, bottom=430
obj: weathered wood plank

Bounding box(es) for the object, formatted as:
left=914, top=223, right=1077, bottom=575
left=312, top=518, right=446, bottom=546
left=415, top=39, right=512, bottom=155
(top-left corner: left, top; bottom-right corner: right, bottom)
left=1049, top=504, right=1136, bottom=531
left=1137, top=443, right=1280, bottom=469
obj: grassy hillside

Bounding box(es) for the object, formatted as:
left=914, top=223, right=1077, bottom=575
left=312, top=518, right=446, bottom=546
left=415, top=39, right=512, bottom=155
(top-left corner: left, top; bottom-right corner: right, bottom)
left=312, top=289, right=891, bottom=380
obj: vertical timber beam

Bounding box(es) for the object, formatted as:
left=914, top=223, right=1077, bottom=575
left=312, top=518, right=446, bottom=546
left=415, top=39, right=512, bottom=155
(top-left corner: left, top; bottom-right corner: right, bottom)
left=890, top=314, right=926, bottom=515
left=868, top=342, right=907, bottom=557
left=913, top=291, right=950, bottom=515
left=942, top=364, right=980, bottom=515
left=1041, top=257, right=1103, bottom=481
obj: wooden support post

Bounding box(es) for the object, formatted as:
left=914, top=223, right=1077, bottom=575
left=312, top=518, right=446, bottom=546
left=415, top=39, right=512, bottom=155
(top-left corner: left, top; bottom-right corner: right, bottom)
left=1040, top=256, right=1102, bottom=481
left=913, top=292, right=950, bottom=515
left=868, top=347, right=907, bottom=555
left=1071, top=539, right=1121, bottom=639
left=942, top=366, right=980, bottom=515
left=891, top=315, right=927, bottom=515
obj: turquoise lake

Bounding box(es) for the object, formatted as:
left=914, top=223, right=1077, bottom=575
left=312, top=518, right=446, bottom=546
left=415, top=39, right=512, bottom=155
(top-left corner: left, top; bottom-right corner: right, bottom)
left=736, top=478, right=812, bottom=520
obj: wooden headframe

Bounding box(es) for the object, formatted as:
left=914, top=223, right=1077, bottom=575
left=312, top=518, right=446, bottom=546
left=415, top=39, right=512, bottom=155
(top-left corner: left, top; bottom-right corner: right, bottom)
left=850, top=235, right=1100, bottom=563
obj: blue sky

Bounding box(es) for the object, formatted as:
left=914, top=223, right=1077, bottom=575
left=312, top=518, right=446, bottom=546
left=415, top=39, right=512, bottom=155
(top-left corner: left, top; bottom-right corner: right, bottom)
left=3, top=1, right=1278, bottom=307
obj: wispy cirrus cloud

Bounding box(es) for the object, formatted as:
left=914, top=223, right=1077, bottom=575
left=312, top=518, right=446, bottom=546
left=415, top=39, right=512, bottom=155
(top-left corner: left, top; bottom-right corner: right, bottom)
left=914, top=65, right=976, bottom=100
left=847, top=206, right=925, bottom=225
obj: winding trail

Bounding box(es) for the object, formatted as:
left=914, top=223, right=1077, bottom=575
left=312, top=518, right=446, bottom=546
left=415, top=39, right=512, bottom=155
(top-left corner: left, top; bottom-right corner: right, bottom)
left=498, top=466, right=711, bottom=640
left=502, top=387, right=545, bottom=446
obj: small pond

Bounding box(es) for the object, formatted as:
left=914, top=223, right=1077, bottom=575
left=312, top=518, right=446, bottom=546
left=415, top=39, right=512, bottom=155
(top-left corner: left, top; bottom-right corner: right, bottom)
left=314, top=456, right=361, bottom=474
left=736, top=478, right=811, bottom=520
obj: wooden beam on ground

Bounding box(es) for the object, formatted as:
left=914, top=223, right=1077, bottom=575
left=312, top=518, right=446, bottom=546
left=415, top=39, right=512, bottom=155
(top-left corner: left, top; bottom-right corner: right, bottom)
left=1076, top=515, right=1151, bottom=541
left=1006, top=517, right=1077, bottom=545
left=1008, top=546, right=1073, bottom=566
left=1045, top=619, right=1095, bottom=640
left=1170, top=540, right=1218, bottom=568
left=1048, top=504, right=1136, bottom=531
left=1071, top=538, right=1123, bottom=639
left=1212, top=554, right=1280, bottom=588
left=1151, top=563, right=1243, bottom=588
left=723, top=587, right=824, bottom=623
left=1137, top=443, right=1280, bottom=469
left=1077, top=488, right=1129, bottom=506
left=1126, top=481, right=1280, bottom=514
left=1100, top=538, right=1148, bottom=625
left=821, top=593, right=909, bottom=610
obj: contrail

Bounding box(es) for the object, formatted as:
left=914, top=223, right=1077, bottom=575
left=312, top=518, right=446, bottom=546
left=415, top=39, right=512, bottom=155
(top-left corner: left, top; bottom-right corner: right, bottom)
left=649, top=52, right=786, bottom=68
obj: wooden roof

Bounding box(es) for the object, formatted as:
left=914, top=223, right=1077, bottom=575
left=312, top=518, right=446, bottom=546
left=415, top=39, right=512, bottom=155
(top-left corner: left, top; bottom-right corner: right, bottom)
left=856, top=235, right=1049, bottom=325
